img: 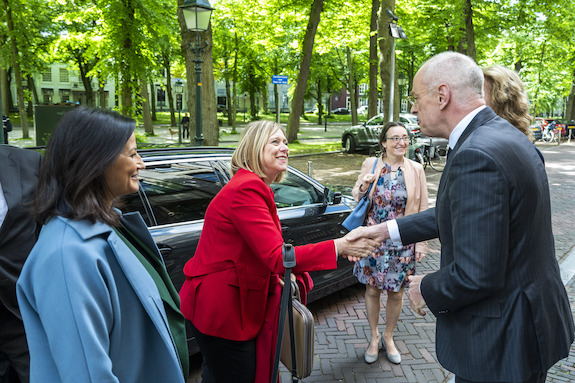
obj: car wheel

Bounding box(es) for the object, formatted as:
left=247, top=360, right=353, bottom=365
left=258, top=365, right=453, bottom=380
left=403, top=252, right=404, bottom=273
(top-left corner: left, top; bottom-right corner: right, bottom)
left=344, top=136, right=356, bottom=153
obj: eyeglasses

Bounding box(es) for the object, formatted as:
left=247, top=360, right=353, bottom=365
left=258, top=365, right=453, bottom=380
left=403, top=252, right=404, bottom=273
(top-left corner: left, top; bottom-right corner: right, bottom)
left=386, top=136, right=410, bottom=143
left=406, top=86, right=437, bottom=106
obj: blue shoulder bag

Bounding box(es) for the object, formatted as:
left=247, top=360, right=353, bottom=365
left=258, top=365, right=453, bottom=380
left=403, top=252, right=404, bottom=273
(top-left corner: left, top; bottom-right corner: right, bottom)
left=341, top=159, right=378, bottom=231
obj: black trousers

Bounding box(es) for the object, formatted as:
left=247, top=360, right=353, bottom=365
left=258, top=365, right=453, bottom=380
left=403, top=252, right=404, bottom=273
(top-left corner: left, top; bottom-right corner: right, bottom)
left=0, top=305, right=29, bottom=383
left=455, top=371, right=547, bottom=383
left=190, top=323, right=256, bottom=383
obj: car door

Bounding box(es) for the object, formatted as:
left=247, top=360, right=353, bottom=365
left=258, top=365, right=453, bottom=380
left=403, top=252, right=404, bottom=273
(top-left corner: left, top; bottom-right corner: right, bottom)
left=120, top=158, right=230, bottom=292
left=271, top=167, right=356, bottom=302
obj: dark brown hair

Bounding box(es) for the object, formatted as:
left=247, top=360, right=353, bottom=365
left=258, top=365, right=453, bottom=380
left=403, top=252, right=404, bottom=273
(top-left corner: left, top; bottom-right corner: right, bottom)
left=34, top=107, right=135, bottom=226
left=378, top=121, right=408, bottom=154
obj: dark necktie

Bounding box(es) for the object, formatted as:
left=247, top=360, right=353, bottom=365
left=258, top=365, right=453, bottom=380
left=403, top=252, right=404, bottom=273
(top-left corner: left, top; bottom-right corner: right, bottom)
left=447, top=147, right=453, bottom=159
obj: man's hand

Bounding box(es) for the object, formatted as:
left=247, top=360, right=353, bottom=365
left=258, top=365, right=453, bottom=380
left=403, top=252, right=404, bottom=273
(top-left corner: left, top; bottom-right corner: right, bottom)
left=345, top=223, right=389, bottom=243
left=407, top=275, right=427, bottom=316
left=334, top=236, right=380, bottom=262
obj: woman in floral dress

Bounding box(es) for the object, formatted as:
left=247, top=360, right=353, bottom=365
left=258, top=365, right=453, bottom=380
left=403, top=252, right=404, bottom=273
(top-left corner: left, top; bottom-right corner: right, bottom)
left=351, top=122, right=429, bottom=365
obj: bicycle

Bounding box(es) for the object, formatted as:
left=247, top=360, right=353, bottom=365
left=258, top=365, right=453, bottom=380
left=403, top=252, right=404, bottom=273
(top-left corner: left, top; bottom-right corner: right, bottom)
left=412, top=135, right=447, bottom=172
left=542, top=126, right=561, bottom=145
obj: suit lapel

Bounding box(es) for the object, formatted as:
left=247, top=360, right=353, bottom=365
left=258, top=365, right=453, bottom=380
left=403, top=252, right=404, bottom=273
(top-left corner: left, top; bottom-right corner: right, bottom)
left=436, top=107, right=498, bottom=200
left=0, top=150, right=23, bottom=234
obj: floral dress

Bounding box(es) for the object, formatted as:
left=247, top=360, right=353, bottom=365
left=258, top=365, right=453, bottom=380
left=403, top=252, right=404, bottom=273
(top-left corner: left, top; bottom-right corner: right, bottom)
left=353, top=163, right=416, bottom=292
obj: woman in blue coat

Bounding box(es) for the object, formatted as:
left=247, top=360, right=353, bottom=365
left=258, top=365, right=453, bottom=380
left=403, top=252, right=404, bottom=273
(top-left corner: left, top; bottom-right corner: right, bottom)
left=16, top=108, right=188, bottom=383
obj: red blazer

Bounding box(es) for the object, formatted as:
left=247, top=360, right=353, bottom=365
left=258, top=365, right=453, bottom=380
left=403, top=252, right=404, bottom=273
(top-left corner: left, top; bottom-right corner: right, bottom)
left=179, top=169, right=337, bottom=341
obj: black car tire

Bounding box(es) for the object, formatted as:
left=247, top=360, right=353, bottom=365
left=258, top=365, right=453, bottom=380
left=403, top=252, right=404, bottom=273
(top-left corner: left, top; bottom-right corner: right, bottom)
left=344, top=136, right=356, bottom=153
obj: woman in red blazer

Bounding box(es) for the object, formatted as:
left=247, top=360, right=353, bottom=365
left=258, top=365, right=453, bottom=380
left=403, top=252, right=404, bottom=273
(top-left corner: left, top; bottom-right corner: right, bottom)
left=180, top=120, right=378, bottom=383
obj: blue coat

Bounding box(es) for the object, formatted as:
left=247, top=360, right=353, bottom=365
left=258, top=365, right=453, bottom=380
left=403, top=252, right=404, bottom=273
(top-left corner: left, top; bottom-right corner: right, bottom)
left=17, top=212, right=186, bottom=383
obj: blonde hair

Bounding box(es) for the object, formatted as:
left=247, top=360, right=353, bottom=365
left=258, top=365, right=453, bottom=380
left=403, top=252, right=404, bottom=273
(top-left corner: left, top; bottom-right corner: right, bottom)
left=231, top=120, right=287, bottom=183
left=482, top=66, right=533, bottom=141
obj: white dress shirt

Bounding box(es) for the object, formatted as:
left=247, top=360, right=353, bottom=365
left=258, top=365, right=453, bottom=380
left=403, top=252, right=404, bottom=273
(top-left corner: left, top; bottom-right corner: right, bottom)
left=0, top=181, right=7, bottom=228
left=388, top=105, right=486, bottom=245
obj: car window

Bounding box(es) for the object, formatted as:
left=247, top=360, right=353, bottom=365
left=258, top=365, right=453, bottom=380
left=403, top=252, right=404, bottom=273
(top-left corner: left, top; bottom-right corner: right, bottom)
left=121, top=160, right=226, bottom=226
left=271, top=170, right=323, bottom=208
left=366, top=115, right=384, bottom=126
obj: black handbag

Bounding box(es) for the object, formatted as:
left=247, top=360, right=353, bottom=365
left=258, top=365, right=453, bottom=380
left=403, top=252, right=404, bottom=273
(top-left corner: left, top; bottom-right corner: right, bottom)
left=341, top=159, right=378, bottom=231
left=271, top=244, right=315, bottom=382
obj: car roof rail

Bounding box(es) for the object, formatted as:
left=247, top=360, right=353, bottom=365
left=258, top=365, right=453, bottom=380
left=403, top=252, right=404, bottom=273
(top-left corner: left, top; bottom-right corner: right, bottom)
left=137, top=146, right=235, bottom=156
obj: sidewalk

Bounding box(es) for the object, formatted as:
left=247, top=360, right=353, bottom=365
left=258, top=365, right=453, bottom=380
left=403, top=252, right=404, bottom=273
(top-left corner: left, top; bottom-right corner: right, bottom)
left=3, top=119, right=352, bottom=149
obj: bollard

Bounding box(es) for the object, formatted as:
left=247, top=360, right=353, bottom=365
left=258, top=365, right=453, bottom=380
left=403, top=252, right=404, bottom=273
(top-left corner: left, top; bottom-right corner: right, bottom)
left=308, top=161, right=313, bottom=178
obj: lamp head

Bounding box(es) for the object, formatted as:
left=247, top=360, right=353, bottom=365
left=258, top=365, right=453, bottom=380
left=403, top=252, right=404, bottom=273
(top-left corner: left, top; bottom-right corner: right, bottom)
left=180, top=0, right=214, bottom=32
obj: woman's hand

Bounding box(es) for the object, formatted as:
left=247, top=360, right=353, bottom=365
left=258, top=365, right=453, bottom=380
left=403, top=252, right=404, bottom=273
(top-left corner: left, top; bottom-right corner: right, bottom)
left=360, top=173, right=376, bottom=192
left=415, top=252, right=426, bottom=262
left=334, top=236, right=379, bottom=262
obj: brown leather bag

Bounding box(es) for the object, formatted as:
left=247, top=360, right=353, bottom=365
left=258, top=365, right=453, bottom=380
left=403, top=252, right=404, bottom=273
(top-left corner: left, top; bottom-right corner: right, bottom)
left=280, top=281, right=315, bottom=378
left=271, top=244, right=315, bottom=382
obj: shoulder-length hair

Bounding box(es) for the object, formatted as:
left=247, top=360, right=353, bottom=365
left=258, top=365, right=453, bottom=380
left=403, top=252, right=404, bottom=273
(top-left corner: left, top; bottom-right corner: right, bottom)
left=34, top=107, right=135, bottom=226
left=231, top=120, right=286, bottom=183
left=482, top=65, right=533, bottom=141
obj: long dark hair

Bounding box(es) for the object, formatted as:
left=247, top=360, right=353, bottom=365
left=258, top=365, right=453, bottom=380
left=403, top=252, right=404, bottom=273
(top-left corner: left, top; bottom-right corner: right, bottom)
left=34, top=107, right=135, bottom=226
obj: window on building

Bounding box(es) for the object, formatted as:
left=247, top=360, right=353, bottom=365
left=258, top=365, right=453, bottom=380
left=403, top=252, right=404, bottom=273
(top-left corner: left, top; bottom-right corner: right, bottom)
left=42, top=89, right=54, bottom=105
left=42, top=69, right=52, bottom=82
left=60, top=89, right=71, bottom=103
left=59, top=69, right=69, bottom=83
left=359, top=84, right=368, bottom=95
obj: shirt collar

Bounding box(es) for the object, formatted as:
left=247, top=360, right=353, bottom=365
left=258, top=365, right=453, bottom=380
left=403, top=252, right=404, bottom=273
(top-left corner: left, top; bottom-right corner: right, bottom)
left=448, top=105, right=486, bottom=150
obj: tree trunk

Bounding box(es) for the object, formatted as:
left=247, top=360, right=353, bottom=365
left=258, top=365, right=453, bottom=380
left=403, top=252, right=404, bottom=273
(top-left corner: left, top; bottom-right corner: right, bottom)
left=150, top=81, right=157, bottom=121
left=286, top=0, right=324, bottom=143
left=165, top=67, right=176, bottom=127
left=78, top=60, right=95, bottom=107
left=1, top=68, right=9, bottom=114
left=98, top=78, right=106, bottom=109
left=347, top=47, right=358, bottom=126
left=140, top=78, right=154, bottom=135
left=378, top=0, right=395, bottom=122
left=463, top=0, right=476, bottom=61
left=231, top=32, right=239, bottom=134
left=317, top=79, right=323, bottom=125
left=565, top=68, right=575, bottom=122
left=3, top=0, right=28, bottom=137
left=369, top=0, right=380, bottom=119
left=26, top=75, right=37, bottom=116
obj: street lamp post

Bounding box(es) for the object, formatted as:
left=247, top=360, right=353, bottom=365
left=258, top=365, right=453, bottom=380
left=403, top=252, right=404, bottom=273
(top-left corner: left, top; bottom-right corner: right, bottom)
left=175, top=80, right=184, bottom=145
left=180, top=0, right=214, bottom=146
left=386, top=9, right=407, bottom=123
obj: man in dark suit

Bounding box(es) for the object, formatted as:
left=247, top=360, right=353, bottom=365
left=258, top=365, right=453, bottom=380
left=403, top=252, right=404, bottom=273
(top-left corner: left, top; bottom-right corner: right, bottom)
left=0, top=145, right=42, bottom=383
left=350, top=52, right=574, bottom=382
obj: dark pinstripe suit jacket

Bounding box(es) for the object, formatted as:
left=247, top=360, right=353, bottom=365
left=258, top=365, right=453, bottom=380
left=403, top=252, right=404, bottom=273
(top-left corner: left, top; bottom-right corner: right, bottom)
left=397, top=108, right=574, bottom=381
left=0, top=145, right=41, bottom=318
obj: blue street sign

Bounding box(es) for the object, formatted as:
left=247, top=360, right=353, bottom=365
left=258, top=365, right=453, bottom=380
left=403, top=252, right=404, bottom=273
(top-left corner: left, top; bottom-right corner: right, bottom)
left=272, top=75, right=288, bottom=84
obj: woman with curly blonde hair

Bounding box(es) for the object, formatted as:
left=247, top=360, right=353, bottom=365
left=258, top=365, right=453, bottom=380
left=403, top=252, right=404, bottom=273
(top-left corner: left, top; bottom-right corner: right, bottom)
left=482, top=65, right=534, bottom=141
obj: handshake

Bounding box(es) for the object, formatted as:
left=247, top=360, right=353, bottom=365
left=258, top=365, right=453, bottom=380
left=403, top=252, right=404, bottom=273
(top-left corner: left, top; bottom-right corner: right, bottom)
left=334, top=222, right=428, bottom=317
left=333, top=223, right=390, bottom=262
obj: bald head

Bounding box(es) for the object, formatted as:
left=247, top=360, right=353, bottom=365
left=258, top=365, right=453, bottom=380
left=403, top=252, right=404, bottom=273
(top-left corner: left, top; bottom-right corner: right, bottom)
left=419, top=52, right=484, bottom=108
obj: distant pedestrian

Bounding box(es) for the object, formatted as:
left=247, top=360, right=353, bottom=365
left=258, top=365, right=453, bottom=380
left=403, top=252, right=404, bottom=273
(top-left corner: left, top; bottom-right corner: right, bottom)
left=2, top=115, right=12, bottom=144
left=181, top=113, right=190, bottom=139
